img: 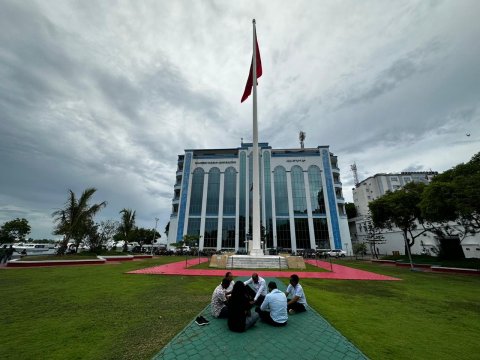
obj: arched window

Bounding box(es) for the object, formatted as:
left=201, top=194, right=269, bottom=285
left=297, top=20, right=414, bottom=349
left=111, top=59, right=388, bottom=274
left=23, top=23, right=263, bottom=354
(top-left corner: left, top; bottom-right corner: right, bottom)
left=206, top=167, right=220, bottom=216
left=274, top=166, right=289, bottom=216
left=291, top=166, right=307, bottom=215
left=308, top=166, right=326, bottom=214
left=189, top=168, right=205, bottom=216
left=223, top=167, right=236, bottom=216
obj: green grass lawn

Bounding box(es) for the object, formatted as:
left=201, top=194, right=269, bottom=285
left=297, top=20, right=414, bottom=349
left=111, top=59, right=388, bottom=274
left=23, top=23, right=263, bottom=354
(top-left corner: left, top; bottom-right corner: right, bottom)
left=1, top=257, right=479, bottom=360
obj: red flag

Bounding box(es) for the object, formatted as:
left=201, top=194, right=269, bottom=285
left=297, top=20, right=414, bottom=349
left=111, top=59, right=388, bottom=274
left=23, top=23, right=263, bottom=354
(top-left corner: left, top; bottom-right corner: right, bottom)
left=241, top=36, right=262, bottom=103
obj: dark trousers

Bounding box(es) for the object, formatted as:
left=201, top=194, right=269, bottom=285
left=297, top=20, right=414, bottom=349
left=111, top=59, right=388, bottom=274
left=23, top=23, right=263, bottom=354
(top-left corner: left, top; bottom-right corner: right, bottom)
left=245, top=286, right=265, bottom=306
left=218, top=306, right=229, bottom=319
left=287, top=302, right=306, bottom=313
left=257, top=309, right=287, bottom=327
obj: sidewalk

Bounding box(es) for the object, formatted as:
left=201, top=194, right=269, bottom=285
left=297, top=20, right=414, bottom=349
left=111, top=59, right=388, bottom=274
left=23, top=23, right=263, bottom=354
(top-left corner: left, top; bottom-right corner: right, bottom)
left=153, top=277, right=368, bottom=360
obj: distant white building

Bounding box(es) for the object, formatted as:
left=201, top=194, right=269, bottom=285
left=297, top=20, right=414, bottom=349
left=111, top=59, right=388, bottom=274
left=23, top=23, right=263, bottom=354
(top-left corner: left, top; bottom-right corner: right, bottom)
left=350, top=171, right=437, bottom=256
left=352, top=172, right=437, bottom=218
left=350, top=171, right=480, bottom=258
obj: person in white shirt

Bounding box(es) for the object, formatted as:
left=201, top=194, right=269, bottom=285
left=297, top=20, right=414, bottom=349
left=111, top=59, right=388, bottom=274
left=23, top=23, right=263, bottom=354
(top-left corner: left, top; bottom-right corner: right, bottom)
left=244, top=273, right=267, bottom=306
left=285, top=274, right=308, bottom=314
left=258, top=281, right=288, bottom=326
left=211, top=278, right=230, bottom=318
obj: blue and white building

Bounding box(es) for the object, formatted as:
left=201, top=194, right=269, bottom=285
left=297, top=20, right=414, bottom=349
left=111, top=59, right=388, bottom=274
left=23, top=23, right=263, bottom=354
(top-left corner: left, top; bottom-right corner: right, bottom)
left=167, top=142, right=351, bottom=253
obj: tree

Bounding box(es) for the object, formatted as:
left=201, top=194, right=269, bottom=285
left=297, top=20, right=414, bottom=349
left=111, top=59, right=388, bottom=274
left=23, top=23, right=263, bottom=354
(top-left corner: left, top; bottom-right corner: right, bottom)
left=362, top=212, right=385, bottom=259
left=132, top=227, right=161, bottom=247
left=420, top=152, right=480, bottom=242
left=352, top=242, right=367, bottom=259
left=369, top=182, right=428, bottom=269
left=0, top=218, right=31, bottom=242
left=118, top=208, right=136, bottom=252
left=345, top=203, right=357, bottom=219
left=84, top=220, right=119, bottom=254
left=52, top=188, right=107, bottom=255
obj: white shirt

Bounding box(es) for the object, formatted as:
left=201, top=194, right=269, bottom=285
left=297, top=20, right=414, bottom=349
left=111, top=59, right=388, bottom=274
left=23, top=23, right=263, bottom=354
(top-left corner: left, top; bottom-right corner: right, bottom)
left=285, top=283, right=308, bottom=306
left=211, top=284, right=227, bottom=317
left=260, top=289, right=288, bottom=323
left=244, top=276, right=267, bottom=301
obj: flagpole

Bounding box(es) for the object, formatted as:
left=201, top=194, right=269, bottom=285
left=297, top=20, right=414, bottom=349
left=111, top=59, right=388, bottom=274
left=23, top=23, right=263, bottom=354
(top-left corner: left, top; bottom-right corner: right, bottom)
left=251, top=19, right=262, bottom=256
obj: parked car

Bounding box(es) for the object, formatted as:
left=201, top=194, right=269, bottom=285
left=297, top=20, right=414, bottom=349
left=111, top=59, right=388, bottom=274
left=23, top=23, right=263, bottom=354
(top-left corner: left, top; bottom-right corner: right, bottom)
left=327, top=249, right=347, bottom=257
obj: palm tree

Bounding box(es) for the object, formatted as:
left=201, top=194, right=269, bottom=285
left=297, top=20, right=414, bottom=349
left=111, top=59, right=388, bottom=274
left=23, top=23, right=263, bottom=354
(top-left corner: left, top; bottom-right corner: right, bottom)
left=118, top=208, right=136, bottom=252
left=52, top=188, right=107, bottom=255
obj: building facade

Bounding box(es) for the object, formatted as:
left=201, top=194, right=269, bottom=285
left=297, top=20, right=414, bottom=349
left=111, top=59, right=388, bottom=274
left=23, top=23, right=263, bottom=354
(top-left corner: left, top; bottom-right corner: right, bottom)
left=350, top=171, right=440, bottom=256
left=352, top=172, right=437, bottom=217
left=167, top=142, right=351, bottom=253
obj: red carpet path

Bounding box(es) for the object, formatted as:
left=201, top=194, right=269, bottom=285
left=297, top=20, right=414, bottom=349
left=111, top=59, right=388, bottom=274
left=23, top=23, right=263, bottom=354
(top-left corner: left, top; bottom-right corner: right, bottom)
left=128, top=258, right=400, bottom=281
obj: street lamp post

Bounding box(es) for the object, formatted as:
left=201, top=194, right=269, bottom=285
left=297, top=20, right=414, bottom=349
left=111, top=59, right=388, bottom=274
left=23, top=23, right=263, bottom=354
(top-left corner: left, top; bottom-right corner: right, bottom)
left=151, top=217, right=159, bottom=256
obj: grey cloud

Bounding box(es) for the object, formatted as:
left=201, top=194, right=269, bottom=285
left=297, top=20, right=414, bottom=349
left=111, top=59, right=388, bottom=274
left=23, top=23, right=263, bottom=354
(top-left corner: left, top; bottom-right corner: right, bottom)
left=336, top=39, right=443, bottom=108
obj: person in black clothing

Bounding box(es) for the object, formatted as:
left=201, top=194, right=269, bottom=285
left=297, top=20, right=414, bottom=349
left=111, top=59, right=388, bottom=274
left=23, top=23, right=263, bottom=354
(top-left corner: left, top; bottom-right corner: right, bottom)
left=227, top=281, right=259, bottom=332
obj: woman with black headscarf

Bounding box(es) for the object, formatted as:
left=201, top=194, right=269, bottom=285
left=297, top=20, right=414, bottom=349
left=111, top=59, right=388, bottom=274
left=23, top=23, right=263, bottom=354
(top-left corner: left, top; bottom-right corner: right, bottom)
left=227, top=281, right=259, bottom=332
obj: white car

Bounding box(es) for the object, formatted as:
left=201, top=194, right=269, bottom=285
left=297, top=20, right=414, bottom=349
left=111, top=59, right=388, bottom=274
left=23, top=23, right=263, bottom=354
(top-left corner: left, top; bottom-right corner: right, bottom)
left=327, top=249, right=346, bottom=257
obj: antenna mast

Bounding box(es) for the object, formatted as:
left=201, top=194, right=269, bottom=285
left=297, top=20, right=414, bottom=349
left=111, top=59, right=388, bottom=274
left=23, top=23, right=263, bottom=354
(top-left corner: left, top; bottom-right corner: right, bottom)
left=351, top=162, right=359, bottom=186
left=299, top=131, right=306, bottom=149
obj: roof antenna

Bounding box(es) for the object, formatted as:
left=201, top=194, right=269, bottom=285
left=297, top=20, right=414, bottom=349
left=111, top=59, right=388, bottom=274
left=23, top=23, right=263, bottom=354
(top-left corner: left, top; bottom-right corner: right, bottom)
left=299, top=131, right=306, bottom=149
left=351, top=162, right=359, bottom=186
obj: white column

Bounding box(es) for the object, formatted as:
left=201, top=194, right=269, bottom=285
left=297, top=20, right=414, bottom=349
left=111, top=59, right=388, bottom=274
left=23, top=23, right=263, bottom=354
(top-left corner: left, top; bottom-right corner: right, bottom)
left=217, top=171, right=225, bottom=251
left=271, top=168, right=277, bottom=248
left=199, top=172, right=209, bottom=250
left=286, top=170, right=297, bottom=253
left=235, top=168, right=240, bottom=251
left=304, top=170, right=316, bottom=249
left=182, top=164, right=195, bottom=238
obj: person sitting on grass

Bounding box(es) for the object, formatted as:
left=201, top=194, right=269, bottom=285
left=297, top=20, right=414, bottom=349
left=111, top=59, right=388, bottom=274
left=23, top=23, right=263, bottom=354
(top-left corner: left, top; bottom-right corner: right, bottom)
left=244, top=273, right=267, bottom=306
left=228, top=281, right=259, bottom=332
left=258, top=281, right=288, bottom=327
left=285, top=274, right=308, bottom=314
left=211, top=278, right=230, bottom=318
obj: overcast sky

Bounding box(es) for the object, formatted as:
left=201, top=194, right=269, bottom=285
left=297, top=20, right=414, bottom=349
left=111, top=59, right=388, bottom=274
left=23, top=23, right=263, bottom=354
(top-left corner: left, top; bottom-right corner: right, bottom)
left=1, top=0, right=479, bottom=240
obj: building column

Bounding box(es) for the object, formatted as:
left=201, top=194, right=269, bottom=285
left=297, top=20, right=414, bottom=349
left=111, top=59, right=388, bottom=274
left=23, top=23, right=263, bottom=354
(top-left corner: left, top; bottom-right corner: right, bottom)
left=286, top=170, right=297, bottom=253
left=199, top=172, right=209, bottom=250
left=271, top=169, right=277, bottom=249
left=235, top=169, right=240, bottom=251
left=304, top=170, right=316, bottom=249
left=217, top=171, right=225, bottom=251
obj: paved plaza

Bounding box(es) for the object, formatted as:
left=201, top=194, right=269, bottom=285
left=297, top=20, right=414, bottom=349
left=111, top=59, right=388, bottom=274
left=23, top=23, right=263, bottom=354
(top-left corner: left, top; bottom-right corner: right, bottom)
left=153, top=277, right=369, bottom=360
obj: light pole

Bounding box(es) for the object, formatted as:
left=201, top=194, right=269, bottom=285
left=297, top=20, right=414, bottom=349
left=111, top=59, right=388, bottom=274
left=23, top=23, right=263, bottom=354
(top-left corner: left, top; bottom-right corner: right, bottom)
left=151, top=217, right=159, bottom=256
left=196, top=242, right=200, bottom=264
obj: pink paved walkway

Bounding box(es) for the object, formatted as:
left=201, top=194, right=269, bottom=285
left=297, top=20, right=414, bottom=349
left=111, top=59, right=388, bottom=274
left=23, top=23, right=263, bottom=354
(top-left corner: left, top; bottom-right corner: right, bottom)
left=128, top=258, right=400, bottom=281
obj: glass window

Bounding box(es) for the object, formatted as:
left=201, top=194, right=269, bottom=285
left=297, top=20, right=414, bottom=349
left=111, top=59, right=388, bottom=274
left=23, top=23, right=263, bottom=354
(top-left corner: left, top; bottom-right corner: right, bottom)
left=308, top=166, right=326, bottom=214
left=276, top=219, right=291, bottom=249
left=222, top=218, right=236, bottom=249
left=263, top=152, right=273, bottom=248
left=274, top=166, right=289, bottom=216
left=313, top=218, right=329, bottom=249
left=186, top=218, right=201, bottom=237
left=239, top=152, right=246, bottom=242
left=294, top=218, right=310, bottom=249
left=204, top=218, right=218, bottom=248
left=291, top=166, right=307, bottom=215
left=223, top=167, right=237, bottom=216
left=189, top=168, right=205, bottom=215
left=206, top=168, right=220, bottom=216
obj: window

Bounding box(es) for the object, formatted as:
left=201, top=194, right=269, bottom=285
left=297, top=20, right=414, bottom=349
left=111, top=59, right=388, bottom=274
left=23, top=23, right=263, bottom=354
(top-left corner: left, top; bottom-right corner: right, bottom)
left=390, top=176, right=398, bottom=182
left=206, top=168, right=220, bottom=216
left=308, top=166, right=326, bottom=214
left=291, top=166, right=307, bottom=215
left=223, top=167, right=236, bottom=216
left=189, top=168, right=205, bottom=215
left=274, top=166, right=289, bottom=216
